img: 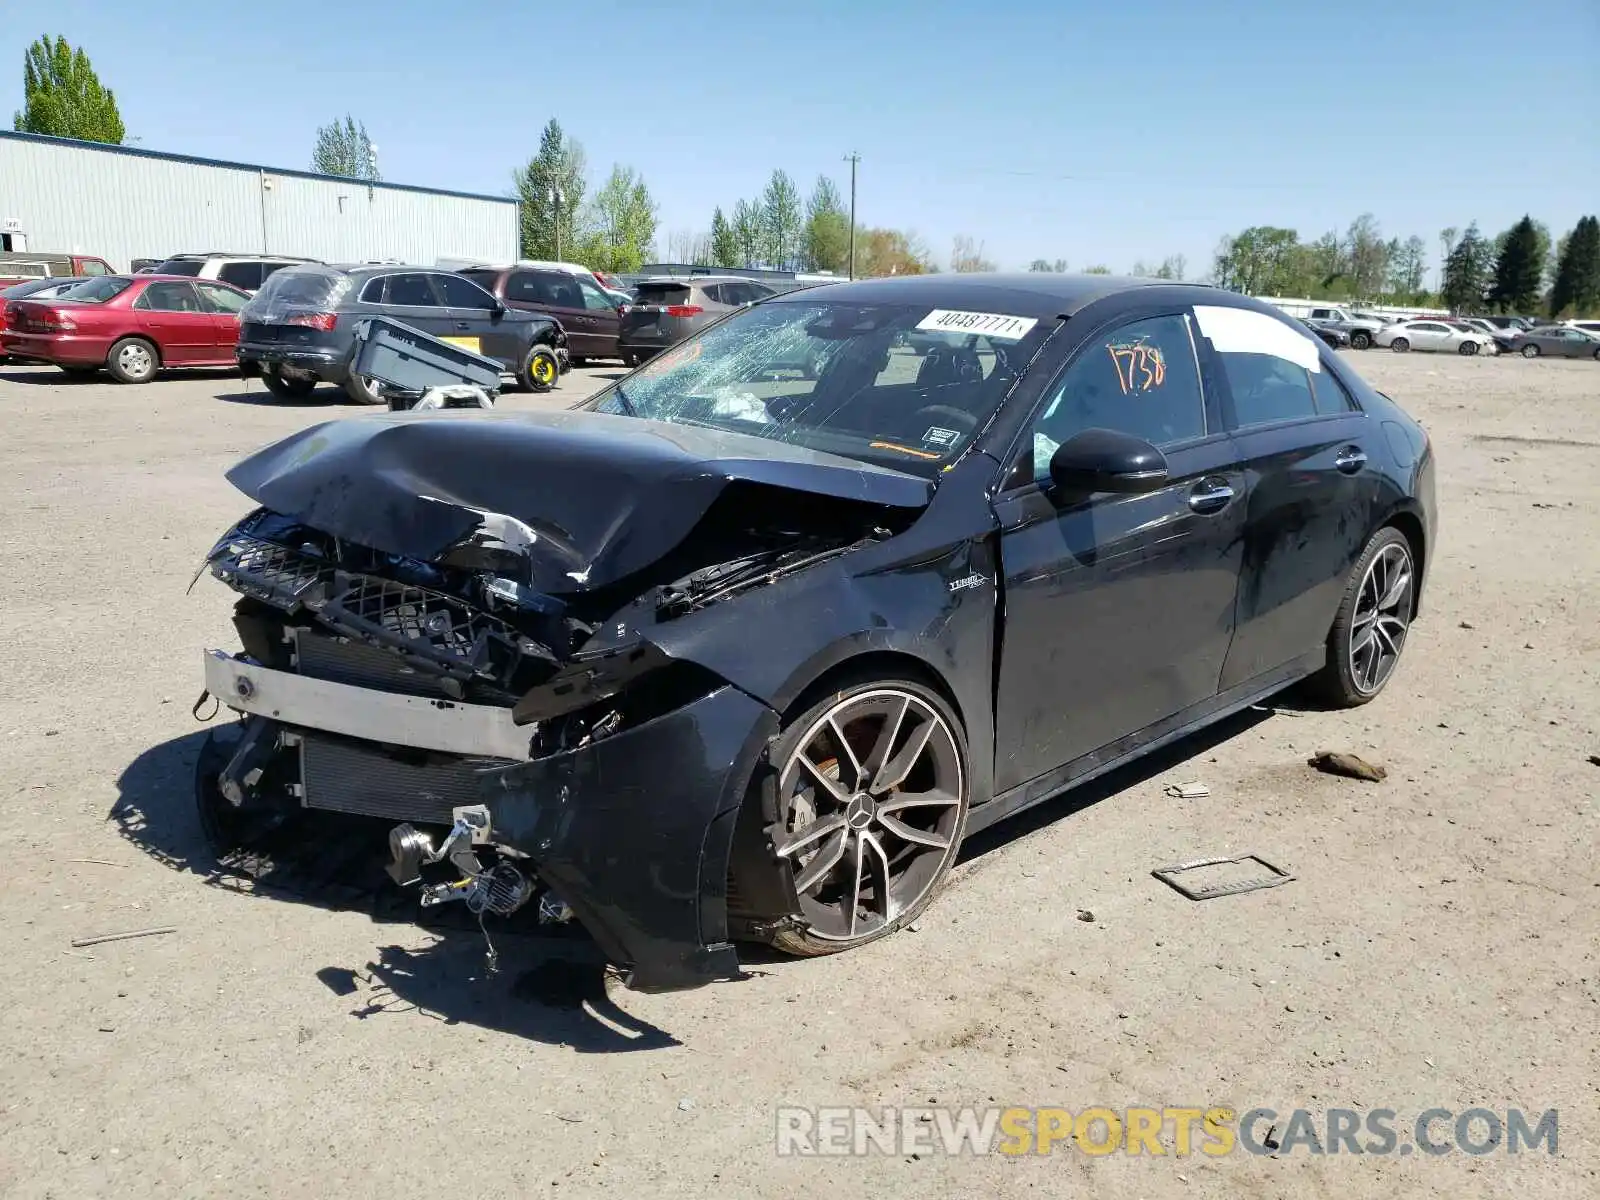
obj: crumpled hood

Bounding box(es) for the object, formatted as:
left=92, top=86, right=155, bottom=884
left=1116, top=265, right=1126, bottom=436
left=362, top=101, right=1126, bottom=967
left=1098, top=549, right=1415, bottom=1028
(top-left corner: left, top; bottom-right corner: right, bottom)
left=225, top=408, right=932, bottom=593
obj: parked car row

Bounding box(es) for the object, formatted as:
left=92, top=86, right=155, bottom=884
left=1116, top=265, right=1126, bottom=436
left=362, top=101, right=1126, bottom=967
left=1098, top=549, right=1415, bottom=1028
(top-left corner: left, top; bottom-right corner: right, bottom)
left=0, top=263, right=573, bottom=396
left=1301, top=311, right=1600, bottom=359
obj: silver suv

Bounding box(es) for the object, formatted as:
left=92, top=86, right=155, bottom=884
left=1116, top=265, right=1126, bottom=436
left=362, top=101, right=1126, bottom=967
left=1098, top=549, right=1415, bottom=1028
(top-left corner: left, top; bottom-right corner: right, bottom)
left=149, top=253, right=319, bottom=294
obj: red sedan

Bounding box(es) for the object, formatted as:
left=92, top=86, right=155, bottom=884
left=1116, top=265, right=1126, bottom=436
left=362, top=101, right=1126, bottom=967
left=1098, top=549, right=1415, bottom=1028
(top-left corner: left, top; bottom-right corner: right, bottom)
left=0, top=274, right=250, bottom=383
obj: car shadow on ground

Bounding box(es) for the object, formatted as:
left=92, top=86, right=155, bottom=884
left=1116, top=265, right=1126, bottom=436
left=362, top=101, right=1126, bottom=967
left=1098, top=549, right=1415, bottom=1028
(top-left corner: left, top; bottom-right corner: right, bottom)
left=112, top=728, right=679, bottom=1051
left=1, top=366, right=243, bottom=386
left=212, top=382, right=348, bottom=407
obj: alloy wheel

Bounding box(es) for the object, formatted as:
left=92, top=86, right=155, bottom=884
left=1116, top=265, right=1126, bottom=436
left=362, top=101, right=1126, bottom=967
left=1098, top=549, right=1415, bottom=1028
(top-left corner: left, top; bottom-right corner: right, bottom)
left=774, top=689, right=964, bottom=942
left=1348, top=542, right=1413, bottom=695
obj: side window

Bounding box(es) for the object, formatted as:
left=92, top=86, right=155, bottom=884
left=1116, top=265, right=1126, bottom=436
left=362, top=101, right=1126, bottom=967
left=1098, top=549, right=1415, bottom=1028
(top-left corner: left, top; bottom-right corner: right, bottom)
left=383, top=273, right=441, bottom=307
left=578, top=279, right=616, bottom=311
left=261, top=262, right=294, bottom=283
left=1310, top=361, right=1357, bottom=414
left=435, top=273, right=498, bottom=309
left=546, top=274, right=585, bottom=308
left=1194, top=305, right=1321, bottom=429
left=359, top=277, right=387, bottom=303
left=197, top=283, right=248, bottom=313
left=1028, top=313, right=1206, bottom=481
left=217, top=261, right=264, bottom=291
left=79, top=259, right=110, bottom=276
left=503, top=272, right=544, bottom=304
left=136, top=282, right=203, bottom=312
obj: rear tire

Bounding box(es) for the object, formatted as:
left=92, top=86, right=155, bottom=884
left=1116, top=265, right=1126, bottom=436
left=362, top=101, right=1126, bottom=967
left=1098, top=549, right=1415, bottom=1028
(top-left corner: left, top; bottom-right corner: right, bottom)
left=1389, top=337, right=1409, bottom=353
left=1306, top=526, right=1416, bottom=707
left=517, top=345, right=560, bottom=393
left=343, top=373, right=384, bottom=405
left=106, top=337, right=159, bottom=384
left=1350, top=330, right=1372, bottom=350
left=1520, top=344, right=1540, bottom=359
left=260, top=366, right=319, bottom=400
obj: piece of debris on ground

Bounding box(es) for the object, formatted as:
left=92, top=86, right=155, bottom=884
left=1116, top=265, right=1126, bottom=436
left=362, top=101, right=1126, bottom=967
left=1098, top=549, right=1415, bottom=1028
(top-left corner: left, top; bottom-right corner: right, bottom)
left=1165, top=781, right=1210, bottom=799
left=1308, top=750, right=1387, bottom=782
left=1153, top=855, right=1294, bottom=901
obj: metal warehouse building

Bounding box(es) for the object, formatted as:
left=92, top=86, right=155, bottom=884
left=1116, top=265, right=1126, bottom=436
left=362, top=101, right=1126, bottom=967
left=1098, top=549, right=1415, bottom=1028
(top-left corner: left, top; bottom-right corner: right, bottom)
left=0, top=131, right=518, bottom=272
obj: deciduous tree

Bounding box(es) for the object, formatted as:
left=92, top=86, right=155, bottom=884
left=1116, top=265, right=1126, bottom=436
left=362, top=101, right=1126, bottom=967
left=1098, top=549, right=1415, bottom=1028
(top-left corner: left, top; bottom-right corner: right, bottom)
left=312, top=115, right=380, bottom=181
left=13, top=34, right=123, bottom=143
left=802, top=175, right=850, bottom=273
left=709, top=207, right=739, bottom=269
left=760, top=170, right=802, bottom=269
left=950, top=235, right=995, bottom=273
left=585, top=164, right=657, bottom=273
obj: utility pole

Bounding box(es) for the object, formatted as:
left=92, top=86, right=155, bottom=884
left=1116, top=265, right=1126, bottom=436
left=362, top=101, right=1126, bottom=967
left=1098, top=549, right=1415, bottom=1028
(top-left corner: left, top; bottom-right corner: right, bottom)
left=844, top=152, right=860, bottom=280
left=550, top=187, right=565, bottom=260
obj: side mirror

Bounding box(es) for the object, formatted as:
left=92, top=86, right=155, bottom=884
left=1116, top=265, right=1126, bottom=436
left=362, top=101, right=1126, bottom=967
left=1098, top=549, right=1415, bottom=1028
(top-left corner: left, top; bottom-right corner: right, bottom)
left=489, top=299, right=506, bottom=317
left=1048, top=428, right=1168, bottom=496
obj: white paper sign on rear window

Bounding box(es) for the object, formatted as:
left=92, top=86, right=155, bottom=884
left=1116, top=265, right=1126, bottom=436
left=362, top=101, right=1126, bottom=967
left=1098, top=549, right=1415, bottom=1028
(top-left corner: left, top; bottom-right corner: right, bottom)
left=916, top=309, right=1039, bottom=341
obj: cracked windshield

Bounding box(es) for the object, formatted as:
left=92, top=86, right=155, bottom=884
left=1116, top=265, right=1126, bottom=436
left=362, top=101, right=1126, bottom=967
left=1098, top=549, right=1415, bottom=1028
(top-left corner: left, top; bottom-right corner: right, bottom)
left=594, top=300, right=1052, bottom=473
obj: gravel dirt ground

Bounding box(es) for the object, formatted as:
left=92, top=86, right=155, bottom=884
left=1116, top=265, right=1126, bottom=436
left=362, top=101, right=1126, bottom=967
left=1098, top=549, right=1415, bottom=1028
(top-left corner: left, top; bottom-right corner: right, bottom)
left=0, top=352, right=1595, bottom=1199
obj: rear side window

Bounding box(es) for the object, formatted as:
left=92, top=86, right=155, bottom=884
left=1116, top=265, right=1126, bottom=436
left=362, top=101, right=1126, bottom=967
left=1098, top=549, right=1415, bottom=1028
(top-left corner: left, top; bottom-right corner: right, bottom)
left=380, top=273, right=441, bottom=307
left=152, top=259, right=204, bottom=277
left=504, top=271, right=554, bottom=304
left=1195, top=305, right=1325, bottom=429
left=137, top=281, right=204, bottom=312
left=635, top=283, right=691, bottom=308
left=217, top=261, right=264, bottom=291
left=78, top=259, right=111, bottom=276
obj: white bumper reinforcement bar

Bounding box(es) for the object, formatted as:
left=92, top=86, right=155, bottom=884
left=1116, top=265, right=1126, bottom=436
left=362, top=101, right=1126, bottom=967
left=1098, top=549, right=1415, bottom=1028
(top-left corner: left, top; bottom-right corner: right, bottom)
left=202, top=650, right=533, bottom=761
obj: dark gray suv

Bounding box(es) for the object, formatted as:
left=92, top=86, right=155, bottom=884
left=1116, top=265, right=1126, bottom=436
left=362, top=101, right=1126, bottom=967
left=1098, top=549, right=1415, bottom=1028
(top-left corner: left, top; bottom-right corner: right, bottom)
left=617, top=275, right=775, bottom=366
left=236, top=264, right=570, bottom=403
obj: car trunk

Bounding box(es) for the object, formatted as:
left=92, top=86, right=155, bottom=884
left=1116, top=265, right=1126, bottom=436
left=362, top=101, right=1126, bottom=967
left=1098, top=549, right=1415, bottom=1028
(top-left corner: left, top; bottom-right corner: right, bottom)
left=238, top=266, right=354, bottom=353
left=621, top=282, right=701, bottom=349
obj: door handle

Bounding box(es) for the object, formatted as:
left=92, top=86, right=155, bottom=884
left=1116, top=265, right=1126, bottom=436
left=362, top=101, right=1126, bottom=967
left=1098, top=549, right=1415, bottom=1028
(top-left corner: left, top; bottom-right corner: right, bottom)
left=1188, top=477, right=1235, bottom=514
left=455, top=321, right=471, bottom=330
left=1335, top=446, right=1367, bottom=474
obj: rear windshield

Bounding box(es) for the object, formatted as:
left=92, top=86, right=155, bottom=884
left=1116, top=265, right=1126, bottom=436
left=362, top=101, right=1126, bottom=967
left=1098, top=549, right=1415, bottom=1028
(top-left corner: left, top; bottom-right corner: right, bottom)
left=242, top=265, right=355, bottom=318
left=56, top=277, right=132, bottom=303
left=634, top=283, right=692, bottom=307
left=151, top=259, right=204, bottom=277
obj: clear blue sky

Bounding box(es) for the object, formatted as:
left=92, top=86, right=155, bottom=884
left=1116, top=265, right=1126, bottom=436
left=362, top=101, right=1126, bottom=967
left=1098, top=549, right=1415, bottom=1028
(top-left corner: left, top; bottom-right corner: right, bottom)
left=11, top=0, right=1599, bottom=277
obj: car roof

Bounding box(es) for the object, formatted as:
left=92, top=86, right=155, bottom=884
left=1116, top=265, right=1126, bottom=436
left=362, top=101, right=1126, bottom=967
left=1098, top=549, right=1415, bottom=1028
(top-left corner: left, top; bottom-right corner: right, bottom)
left=762, top=272, right=1224, bottom=319
left=163, top=252, right=319, bottom=261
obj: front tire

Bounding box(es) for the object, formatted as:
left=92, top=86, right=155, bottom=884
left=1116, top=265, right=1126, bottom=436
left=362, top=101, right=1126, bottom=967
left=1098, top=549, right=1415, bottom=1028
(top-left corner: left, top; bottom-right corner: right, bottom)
left=755, top=677, right=970, bottom=957
left=106, top=337, right=159, bottom=383
left=517, top=345, right=560, bottom=393
left=1390, top=337, right=1410, bottom=353
left=1350, top=330, right=1372, bottom=350
left=1520, top=343, right=1540, bottom=358
left=1307, top=527, right=1416, bottom=707
left=1458, top=340, right=1478, bottom=356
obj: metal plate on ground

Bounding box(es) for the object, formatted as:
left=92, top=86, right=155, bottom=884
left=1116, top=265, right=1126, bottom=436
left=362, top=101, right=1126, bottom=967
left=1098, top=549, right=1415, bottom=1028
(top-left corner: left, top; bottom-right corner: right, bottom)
left=1152, top=854, right=1294, bottom=900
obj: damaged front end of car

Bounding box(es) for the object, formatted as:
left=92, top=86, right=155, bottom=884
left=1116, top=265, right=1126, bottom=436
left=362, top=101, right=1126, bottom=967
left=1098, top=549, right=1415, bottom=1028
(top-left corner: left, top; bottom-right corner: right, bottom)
left=193, top=410, right=931, bottom=989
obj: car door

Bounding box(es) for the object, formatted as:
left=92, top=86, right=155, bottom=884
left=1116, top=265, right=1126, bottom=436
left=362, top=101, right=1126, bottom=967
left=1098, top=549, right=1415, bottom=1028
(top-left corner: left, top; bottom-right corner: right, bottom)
left=991, top=309, right=1246, bottom=792
left=1194, top=304, right=1382, bottom=690
left=1412, top=321, right=1451, bottom=351
left=133, top=281, right=213, bottom=364
left=433, top=271, right=519, bottom=367
left=1555, top=329, right=1591, bottom=358
left=195, top=282, right=248, bottom=360
left=527, top=270, right=593, bottom=355
left=574, top=275, right=622, bottom=358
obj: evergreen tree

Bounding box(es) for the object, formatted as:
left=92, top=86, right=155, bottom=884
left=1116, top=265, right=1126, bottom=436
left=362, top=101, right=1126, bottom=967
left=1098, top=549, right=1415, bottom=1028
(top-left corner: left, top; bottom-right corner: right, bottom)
left=1548, top=216, right=1600, bottom=317
left=1440, top=223, right=1491, bottom=313
left=512, top=120, right=587, bottom=260
left=1488, top=216, right=1544, bottom=313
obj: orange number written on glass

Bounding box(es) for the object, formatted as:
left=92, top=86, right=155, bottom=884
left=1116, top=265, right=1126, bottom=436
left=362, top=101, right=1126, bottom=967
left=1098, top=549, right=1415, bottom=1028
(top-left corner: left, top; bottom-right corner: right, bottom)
left=1106, top=341, right=1167, bottom=395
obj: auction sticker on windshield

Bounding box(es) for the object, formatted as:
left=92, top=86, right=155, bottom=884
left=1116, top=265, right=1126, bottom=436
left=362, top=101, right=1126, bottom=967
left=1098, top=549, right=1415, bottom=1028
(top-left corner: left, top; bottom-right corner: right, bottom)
left=916, top=310, right=1038, bottom=340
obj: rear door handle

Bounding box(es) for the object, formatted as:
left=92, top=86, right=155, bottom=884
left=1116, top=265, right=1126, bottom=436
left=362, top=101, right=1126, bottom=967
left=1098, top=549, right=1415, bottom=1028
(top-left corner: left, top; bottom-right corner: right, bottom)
left=455, top=321, right=472, bottom=330
left=1188, top=477, right=1236, bottom=514
left=1335, top=446, right=1367, bottom=474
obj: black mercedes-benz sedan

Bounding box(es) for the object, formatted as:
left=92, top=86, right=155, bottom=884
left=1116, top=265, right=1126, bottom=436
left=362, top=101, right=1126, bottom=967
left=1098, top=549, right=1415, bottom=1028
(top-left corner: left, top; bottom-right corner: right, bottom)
left=195, top=273, right=1436, bottom=990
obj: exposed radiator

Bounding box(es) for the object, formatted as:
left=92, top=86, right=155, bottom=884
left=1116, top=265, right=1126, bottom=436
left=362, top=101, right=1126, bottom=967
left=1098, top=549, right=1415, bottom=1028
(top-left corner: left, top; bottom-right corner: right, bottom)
left=298, top=732, right=512, bottom=825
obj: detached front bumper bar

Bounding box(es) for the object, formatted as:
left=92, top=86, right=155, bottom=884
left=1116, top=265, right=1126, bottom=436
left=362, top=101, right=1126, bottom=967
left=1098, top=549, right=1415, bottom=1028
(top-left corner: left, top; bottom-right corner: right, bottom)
left=202, top=650, right=778, bottom=991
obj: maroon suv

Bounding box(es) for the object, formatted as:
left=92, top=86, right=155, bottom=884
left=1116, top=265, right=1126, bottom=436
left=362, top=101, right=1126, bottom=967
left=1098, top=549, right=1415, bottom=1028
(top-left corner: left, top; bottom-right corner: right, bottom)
left=459, top=265, right=624, bottom=363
